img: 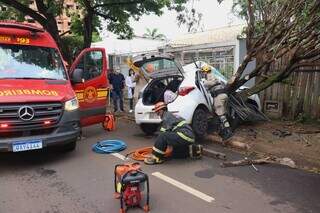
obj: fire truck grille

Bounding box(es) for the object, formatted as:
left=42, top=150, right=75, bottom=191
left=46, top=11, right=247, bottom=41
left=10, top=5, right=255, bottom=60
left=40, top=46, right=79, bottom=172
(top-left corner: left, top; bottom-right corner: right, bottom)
left=0, top=102, right=63, bottom=136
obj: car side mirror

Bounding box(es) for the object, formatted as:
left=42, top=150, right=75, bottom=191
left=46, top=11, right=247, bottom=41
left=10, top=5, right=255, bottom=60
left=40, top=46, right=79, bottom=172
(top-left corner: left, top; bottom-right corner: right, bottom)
left=71, top=68, right=84, bottom=84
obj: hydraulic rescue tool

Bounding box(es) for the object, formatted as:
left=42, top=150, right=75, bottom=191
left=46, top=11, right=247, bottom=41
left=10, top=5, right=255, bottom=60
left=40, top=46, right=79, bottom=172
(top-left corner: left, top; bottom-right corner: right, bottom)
left=114, top=163, right=150, bottom=213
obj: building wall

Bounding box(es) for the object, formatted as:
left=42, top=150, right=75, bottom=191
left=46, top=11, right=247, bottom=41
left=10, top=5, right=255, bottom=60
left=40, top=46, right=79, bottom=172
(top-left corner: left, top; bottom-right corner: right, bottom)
left=161, top=42, right=236, bottom=79
left=3, top=0, right=80, bottom=35
left=235, top=38, right=256, bottom=88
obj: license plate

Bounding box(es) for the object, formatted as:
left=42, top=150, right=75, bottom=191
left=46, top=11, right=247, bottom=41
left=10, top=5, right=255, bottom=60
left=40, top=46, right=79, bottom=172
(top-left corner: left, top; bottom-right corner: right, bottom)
left=149, top=112, right=159, bottom=119
left=12, top=139, right=43, bottom=152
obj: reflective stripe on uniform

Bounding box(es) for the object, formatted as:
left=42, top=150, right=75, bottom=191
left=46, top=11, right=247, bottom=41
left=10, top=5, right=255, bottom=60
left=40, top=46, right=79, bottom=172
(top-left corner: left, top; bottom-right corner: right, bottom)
left=160, top=127, right=166, bottom=132
left=172, top=120, right=187, bottom=131
left=152, top=146, right=166, bottom=155
left=177, top=132, right=195, bottom=143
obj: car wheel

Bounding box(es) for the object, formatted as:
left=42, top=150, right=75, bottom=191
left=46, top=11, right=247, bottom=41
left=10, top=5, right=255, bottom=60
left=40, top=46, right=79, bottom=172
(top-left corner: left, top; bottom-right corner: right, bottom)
left=140, top=123, right=159, bottom=135
left=192, top=107, right=209, bottom=139
left=61, top=139, right=77, bottom=152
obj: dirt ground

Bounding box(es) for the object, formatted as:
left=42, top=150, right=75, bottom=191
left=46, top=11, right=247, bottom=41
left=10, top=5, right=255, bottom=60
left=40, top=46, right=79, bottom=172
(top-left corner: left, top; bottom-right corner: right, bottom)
left=229, top=121, right=320, bottom=173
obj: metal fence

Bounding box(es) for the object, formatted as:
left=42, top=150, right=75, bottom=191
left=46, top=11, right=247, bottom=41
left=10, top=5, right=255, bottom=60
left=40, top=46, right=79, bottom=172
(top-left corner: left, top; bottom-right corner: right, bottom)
left=182, top=55, right=234, bottom=79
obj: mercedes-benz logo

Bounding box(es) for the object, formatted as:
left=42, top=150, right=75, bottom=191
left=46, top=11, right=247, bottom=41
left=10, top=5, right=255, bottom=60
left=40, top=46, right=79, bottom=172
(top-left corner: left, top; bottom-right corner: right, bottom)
left=18, top=106, right=35, bottom=121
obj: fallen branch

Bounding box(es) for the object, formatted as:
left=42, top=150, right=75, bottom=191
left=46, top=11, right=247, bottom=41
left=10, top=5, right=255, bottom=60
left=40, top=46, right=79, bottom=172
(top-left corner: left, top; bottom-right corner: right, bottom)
left=295, top=130, right=320, bottom=134
left=221, top=157, right=296, bottom=169
left=202, top=148, right=226, bottom=160
left=221, top=157, right=273, bottom=167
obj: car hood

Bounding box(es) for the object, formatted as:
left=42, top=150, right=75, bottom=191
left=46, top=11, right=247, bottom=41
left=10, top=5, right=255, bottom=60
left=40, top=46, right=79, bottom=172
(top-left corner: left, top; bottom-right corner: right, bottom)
left=0, top=79, right=75, bottom=103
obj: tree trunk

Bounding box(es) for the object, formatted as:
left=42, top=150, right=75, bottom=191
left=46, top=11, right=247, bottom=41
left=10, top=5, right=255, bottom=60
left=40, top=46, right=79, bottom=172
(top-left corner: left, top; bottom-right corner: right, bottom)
left=44, top=16, right=63, bottom=57
left=83, top=11, right=94, bottom=49
left=240, top=60, right=296, bottom=98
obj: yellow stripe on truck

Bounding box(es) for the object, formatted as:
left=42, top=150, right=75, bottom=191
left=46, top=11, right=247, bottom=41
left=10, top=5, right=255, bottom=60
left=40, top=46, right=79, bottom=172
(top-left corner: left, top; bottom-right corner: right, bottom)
left=76, top=92, right=84, bottom=100
left=97, top=90, right=108, bottom=97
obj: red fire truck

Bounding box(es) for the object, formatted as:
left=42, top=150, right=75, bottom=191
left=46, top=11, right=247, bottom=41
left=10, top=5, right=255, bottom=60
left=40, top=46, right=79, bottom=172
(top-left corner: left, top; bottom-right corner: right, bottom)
left=0, top=21, right=109, bottom=152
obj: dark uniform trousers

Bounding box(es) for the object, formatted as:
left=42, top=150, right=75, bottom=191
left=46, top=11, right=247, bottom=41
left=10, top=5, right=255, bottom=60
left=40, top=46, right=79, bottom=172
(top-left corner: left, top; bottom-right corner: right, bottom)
left=153, top=131, right=193, bottom=159
left=152, top=111, right=195, bottom=159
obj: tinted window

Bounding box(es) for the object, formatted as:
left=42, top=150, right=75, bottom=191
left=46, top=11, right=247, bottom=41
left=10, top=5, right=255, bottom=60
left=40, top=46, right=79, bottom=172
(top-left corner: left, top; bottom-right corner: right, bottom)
left=76, top=50, right=103, bottom=80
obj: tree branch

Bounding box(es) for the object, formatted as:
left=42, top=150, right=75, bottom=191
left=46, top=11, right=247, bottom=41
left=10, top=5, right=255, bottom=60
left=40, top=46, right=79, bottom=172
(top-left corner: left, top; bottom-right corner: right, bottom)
left=0, top=0, right=47, bottom=26
left=94, top=11, right=117, bottom=22
left=93, top=0, right=145, bottom=9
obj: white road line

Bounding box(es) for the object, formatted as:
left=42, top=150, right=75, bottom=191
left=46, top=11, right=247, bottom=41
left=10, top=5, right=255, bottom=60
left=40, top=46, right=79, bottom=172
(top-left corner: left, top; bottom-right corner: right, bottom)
left=111, top=153, right=127, bottom=161
left=152, top=172, right=215, bottom=203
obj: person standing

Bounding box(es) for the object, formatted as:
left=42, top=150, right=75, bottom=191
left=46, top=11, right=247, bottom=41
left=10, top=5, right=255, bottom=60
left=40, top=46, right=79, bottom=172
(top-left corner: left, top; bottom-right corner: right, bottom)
left=125, top=69, right=137, bottom=113
left=108, top=69, right=125, bottom=112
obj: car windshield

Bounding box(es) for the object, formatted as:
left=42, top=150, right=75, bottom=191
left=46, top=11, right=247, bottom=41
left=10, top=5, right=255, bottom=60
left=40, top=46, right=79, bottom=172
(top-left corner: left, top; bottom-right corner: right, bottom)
left=0, top=44, right=67, bottom=80
left=212, top=67, right=227, bottom=83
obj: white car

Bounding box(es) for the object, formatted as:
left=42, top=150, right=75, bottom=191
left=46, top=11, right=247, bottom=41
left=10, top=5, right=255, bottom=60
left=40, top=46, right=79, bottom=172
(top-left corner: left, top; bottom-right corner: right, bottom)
left=133, top=53, right=261, bottom=137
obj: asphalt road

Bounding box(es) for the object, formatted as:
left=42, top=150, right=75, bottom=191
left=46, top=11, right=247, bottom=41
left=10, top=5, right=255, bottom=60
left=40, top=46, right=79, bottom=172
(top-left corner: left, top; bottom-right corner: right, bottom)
left=0, top=119, right=319, bottom=213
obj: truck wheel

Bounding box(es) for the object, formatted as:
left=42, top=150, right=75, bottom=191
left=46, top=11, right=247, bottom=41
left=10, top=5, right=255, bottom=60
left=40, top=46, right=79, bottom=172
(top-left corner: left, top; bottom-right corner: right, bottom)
left=192, top=107, right=209, bottom=139
left=62, top=139, right=77, bottom=152
left=140, top=123, right=159, bottom=135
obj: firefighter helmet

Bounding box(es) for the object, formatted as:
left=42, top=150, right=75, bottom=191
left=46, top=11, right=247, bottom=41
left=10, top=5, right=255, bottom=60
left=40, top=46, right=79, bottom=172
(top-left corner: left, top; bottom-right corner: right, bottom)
left=201, top=64, right=212, bottom=73
left=152, top=102, right=167, bottom=112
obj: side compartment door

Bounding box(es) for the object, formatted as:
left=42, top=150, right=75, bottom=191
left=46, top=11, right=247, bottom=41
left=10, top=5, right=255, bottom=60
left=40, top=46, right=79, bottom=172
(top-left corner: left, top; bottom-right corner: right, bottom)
left=70, top=48, right=108, bottom=127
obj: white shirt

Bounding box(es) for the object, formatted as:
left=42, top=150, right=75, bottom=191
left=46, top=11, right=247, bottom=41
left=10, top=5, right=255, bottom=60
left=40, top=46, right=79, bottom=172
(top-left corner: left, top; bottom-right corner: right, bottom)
left=126, top=75, right=136, bottom=99
left=125, top=75, right=136, bottom=88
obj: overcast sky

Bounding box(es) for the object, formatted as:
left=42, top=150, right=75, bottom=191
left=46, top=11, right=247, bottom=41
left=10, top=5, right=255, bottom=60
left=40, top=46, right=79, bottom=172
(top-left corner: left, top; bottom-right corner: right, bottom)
left=129, top=0, right=245, bottom=39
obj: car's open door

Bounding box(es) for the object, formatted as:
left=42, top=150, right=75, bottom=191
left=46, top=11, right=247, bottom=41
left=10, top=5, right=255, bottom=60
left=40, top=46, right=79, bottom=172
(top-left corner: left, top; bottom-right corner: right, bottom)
left=195, top=68, right=213, bottom=112
left=69, top=48, right=109, bottom=127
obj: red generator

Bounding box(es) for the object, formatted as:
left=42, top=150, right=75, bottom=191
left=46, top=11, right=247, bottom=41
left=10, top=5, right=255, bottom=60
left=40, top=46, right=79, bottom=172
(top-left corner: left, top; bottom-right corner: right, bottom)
left=114, top=163, right=150, bottom=213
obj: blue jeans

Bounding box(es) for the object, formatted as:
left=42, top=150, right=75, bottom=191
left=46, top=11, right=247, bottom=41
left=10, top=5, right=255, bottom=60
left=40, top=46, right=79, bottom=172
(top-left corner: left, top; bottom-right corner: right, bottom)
left=112, top=90, right=124, bottom=112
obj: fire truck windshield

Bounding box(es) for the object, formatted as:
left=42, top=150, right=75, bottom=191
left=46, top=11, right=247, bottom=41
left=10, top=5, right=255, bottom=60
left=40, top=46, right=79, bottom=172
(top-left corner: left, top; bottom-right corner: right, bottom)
left=0, top=44, right=67, bottom=80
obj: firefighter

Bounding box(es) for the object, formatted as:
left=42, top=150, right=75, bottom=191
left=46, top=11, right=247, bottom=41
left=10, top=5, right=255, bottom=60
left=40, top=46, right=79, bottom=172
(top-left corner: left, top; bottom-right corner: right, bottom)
left=201, top=64, right=233, bottom=143
left=144, top=102, right=201, bottom=165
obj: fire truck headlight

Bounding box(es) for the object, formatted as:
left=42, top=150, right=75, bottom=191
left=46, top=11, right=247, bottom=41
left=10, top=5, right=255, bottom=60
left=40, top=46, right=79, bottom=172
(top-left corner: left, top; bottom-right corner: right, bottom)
left=65, top=98, right=79, bottom=111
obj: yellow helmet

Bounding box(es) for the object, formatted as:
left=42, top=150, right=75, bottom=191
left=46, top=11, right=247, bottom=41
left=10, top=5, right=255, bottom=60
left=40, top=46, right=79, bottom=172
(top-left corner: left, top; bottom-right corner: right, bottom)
left=201, top=64, right=212, bottom=73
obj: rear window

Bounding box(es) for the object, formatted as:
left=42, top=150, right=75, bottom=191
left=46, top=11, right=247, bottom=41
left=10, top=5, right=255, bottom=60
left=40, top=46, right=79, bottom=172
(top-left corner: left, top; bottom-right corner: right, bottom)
left=0, top=44, right=67, bottom=80
left=140, top=58, right=182, bottom=78
left=141, top=58, right=176, bottom=71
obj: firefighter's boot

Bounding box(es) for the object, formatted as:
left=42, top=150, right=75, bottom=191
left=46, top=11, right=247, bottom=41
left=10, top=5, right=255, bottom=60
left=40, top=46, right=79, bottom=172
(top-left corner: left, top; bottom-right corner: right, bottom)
left=189, top=144, right=203, bottom=159
left=219, top=115, right=233, bottom=145
left=144, top=154, right=164, bottom=165
left=221, top=127, right=233, bottom=144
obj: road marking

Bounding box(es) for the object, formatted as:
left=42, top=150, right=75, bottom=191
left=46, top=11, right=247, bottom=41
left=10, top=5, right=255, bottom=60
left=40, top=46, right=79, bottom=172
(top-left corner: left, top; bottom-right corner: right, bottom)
left=111, top=153, right=127, bottom=161
left=152, top=172, right=215, bottom=203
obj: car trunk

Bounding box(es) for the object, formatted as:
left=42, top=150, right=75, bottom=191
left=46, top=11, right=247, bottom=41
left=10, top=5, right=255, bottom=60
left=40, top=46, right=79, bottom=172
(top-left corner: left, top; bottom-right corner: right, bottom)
left=142, top=75, right=183, bottom=105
